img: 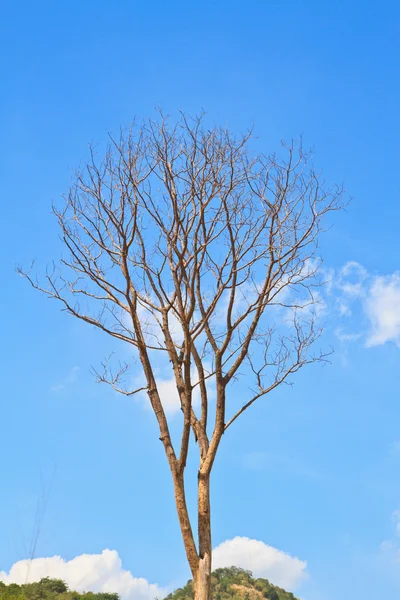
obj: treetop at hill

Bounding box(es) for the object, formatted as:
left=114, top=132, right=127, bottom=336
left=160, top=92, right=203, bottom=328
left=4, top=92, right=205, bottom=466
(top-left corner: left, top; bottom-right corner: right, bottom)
left=0, top=578, right=118, bottom=600
left=165, top=566, right=298, bottom=600
left=0, top=568, right=298, bottom=600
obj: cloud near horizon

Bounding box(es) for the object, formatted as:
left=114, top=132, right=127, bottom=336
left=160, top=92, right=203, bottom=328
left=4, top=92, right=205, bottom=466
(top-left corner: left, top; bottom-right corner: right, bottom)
left=213, top=537, right=307, bottom=590
left=0, top=539, right=307, bottom=598
left=0, top=550, right=165, bottom=600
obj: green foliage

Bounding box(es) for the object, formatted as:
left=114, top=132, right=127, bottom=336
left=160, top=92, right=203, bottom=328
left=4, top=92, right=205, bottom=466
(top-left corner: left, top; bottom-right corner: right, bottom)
left=164, top=566, right=299, bottom=600
left=0, top=567, right=298, bottom=600
left=0, top=579, right=119, bottom=600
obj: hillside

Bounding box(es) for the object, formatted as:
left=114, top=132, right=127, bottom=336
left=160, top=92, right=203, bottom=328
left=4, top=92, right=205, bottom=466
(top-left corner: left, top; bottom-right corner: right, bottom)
left=165, top=566, right=299, bottom=600
left=0, top=567, right=299, bottom=600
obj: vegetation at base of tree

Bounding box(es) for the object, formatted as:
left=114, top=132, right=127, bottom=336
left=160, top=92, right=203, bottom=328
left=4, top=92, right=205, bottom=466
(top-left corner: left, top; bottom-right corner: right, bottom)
left=0, top=567, right=298, bottom=600
left=164, top=566, right=299, bottom=600
left=0, top=578, right=119, bottom=600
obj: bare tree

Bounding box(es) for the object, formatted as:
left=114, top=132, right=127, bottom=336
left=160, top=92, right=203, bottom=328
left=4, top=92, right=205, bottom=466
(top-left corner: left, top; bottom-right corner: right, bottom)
left=20, top=113, right=343, bottom=600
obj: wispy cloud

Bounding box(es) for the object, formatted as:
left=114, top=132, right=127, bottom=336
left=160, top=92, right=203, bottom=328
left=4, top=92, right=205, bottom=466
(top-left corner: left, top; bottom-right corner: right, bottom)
left=50, top=366, right=80, bottom=393
left=100, top=260, right=400, bottom=414
left=327, top=262, right=400, bottom=349
left=392, top=510, right=400, bottom=536
left=242, top=451, right=320, bottom=480
left=392, top=439, right=400, bottom=453
left=379, top=509, right=400, bottom=567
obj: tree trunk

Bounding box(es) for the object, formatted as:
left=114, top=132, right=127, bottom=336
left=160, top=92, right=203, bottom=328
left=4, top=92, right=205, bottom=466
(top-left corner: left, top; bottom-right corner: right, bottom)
left=173, top=470, right=212, bottom=600
left=194, top=472, right=212, bottom=600
left=173, top=473, right=200, bottom=577
left=193, top=554, right=212, bottom=600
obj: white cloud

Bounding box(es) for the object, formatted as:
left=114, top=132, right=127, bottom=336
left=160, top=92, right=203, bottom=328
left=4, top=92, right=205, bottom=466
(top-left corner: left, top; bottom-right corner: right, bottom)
left=50, top=366, right=80, bottom=393
left=379, top=539, right=397, bottom=553
left=121, top=261, right=400, bottom=413
left=0, top=541, right=308, bottom=597
left=0, top=550, right=164, bottom=600
left=364, top=273, right=400, bottom=347
left=331, top=261, right=368, bottom=318
left=379, top=539, right=400, bottom=566
left=334, top=328, right=362, bottom=344
left=392, top=439, right=400, bottom=453
left=151, top=375, right=183, bottom=414
left=212, top=536, right=307, bottom=591
left=136, top=361, right=215, bottom=416
left=392, top=510, right=400, bottom=536
left=379, top=509, right=400, bottom=568
left=337, top=261, right=368, bottom=299
left=329, top=263, right=400, bottom=349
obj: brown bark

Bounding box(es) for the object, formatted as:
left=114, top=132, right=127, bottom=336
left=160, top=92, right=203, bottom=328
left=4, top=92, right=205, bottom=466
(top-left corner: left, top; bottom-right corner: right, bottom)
left=194, top=472, right=212, bottom=600
left=173, top=472, right=199, bottom=577
left=193, top=554, right=212, bottom=600
left=173, top=470, right=212, bottom=600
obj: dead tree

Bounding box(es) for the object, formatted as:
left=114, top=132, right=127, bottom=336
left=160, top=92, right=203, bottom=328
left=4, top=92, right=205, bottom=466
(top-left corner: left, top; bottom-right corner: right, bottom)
left=20, top=113, right=343, bottom=600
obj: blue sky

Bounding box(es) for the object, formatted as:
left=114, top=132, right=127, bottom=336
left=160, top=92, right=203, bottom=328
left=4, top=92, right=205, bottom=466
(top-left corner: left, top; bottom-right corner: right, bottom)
left=1, top=1, right=400, bottom=599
